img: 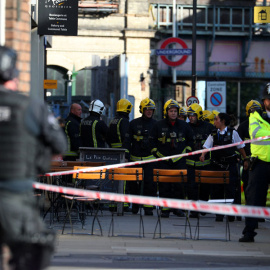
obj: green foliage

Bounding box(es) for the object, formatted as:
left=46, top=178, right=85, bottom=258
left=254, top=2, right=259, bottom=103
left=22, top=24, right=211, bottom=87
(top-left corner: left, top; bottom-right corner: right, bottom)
left=226, top=82, right=263, bottom=123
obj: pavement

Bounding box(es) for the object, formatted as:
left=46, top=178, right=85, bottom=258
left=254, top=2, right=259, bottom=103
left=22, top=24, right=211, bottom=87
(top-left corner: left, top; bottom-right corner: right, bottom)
left=45, top=207, right=270, bottom=269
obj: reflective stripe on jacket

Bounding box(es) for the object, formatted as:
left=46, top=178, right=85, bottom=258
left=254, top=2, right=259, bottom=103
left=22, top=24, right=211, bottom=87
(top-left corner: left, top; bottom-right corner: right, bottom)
left=249, top=111, right=270, bottom=162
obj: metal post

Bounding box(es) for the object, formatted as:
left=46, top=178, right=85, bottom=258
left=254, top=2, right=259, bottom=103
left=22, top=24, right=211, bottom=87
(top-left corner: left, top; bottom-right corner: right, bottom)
left=237, top=82, right=241, bottom=125
left=44, top=37, right=47, bottom=101
left=172, top=0, right=177, bottom=84
left=120, top=54, right=128, bottom=99
left=192, top=0, right=197, bottom=96
left=67, top=70, right=72, bottom=107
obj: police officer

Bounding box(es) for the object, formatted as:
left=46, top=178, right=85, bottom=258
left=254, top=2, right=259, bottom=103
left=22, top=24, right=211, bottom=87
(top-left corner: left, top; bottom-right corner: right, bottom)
left=123, top=98, right=157, bottom=215
left=0, top=46, right=67, bottom=270
left=107, top=98, right=133, bottom=148
left=239, top=84, right=270, bottom=242
left=64, top=103, right=82, bottom=161
left=237, top=100, right=262, bottom=197
left=80, top=99, right=108, bottom=148
left=150, top=99, right=194, bottom=218
left=186, top=104, right=214, bottom=218
left=200, top=113, right=248, bottom=222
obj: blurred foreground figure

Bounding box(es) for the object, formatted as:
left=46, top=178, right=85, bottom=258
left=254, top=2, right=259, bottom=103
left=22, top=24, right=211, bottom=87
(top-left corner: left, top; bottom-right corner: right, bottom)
left=239, top=85, right=270, bottom=243
left=0, top=46, right=66, bottom=269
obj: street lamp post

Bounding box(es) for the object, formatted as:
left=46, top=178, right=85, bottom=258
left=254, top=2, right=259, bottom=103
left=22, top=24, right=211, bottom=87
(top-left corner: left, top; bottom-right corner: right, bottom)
left=67, top=70, right=72, bottom=106
left=192, top=0, right=197, bottom=97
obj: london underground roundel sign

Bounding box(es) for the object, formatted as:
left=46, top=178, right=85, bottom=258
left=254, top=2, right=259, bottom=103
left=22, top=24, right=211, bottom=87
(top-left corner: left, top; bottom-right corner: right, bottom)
left=160, top=38, right=190, bottom=67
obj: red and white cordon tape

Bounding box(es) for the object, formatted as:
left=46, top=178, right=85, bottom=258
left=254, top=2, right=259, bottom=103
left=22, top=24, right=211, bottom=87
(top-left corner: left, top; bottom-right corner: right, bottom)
left=34, top=135, right=270, bottom=218
left=33, top=182, right=270, bottom=219
left=44, top=135, right=270, bottom=177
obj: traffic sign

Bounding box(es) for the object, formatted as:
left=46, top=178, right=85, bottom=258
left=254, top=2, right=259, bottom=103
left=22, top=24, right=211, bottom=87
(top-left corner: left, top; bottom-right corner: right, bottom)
left=210, top=92, right=223, bottom=107
left=186, top=96, right=199, bottom=107
left=206, top=81, right=226, bottom=112
left=159, top=38, right=192, bottom=67
left=254, top=6, right=270, bottom=23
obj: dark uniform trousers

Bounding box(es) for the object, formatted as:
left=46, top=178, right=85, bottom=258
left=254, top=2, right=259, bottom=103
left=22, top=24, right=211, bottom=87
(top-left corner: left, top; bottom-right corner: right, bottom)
left=211, top=163, right=238, bottom=202
left=158, top=159, right=186, bottom=200
left=187, top=165, right=212, bottom=202
left=128, top=162, right=157, bottom=198
left=243, top=159, right=270, bottom=237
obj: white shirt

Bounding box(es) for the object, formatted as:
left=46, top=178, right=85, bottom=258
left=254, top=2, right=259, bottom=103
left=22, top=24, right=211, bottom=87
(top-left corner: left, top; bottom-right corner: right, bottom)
left=203, top=126, right=245, bottom=149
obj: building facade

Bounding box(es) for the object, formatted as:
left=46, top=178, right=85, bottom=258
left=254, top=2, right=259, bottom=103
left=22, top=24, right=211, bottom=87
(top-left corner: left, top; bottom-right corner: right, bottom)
left=1, top=0, right=31, bottom=94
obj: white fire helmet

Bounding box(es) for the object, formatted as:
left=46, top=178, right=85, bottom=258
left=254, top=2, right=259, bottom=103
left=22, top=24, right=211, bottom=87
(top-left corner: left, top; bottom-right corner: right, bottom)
left=89, top=99, right=105, bottom=115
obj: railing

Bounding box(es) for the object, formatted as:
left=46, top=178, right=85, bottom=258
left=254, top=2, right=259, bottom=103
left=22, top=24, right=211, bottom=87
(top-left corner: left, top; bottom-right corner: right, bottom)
left=150, top=4, right=269, bottom=36
left=78, top=0, right=119, bottom=14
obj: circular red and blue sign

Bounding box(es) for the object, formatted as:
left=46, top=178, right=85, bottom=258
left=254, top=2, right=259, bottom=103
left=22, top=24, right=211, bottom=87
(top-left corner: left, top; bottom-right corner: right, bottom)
left=160, top=38, right=190, bottom=67
left=210, top=92, right=223, bottom=107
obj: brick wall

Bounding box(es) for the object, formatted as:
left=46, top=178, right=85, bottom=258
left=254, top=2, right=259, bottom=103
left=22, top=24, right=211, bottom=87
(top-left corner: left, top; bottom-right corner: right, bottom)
left=5, top=0, right=31, bottom=94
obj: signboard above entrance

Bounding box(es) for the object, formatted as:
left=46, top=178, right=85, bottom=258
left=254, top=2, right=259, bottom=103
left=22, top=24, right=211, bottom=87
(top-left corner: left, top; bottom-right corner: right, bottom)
left=157, top=38, right=192, bottom=67
left=38, top=0, right=78, bottom=36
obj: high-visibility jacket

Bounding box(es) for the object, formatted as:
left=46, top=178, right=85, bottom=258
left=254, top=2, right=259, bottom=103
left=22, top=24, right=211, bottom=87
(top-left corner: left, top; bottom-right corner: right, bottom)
left=80, top=113, right=108, bottom=148
left=249, top=111, right=270, bottom=162
left=64, top=113, right=81, bottom=157
left=149, top=118, right=194, bottom=163
left=107, top=112, right=130, bottom=148
left=237, top=118, right=251, bottom=157
left=123, top=116, right=156, bottom=161
left=186, top=120, right=213, bottom=167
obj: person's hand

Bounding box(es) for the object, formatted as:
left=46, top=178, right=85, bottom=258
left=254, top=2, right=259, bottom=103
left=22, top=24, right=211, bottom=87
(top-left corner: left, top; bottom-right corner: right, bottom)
left=243, top=159, right=249, bottom=170
left=199, top=155, right=205, bottom=162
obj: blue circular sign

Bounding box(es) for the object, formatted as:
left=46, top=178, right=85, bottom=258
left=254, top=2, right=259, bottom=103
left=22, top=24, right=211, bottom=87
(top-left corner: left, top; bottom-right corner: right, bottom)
left=210, top=92, right=223, bottom=107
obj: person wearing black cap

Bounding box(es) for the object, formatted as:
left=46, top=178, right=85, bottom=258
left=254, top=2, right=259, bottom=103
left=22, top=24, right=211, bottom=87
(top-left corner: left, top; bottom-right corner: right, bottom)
left=0, top=45, right=66, bottom=269
left=239, top=84, right=270, bottom=242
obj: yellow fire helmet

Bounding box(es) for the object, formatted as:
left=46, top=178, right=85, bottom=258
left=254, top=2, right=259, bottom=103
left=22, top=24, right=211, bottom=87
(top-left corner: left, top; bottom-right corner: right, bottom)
left=116, top=98, right=133, bottom=114
left=163, top=99, right=180, bottom=117
left=139, top=97, right=156, bottom=114
left=245, top=100, right=262, bottom=116
left=212, top=110, right=220, bottom=118
left=202, top=110, right=215, bottom=124
left=187, top=103, right=203, bottom=120
left=179, top=106, right=187, bottom=116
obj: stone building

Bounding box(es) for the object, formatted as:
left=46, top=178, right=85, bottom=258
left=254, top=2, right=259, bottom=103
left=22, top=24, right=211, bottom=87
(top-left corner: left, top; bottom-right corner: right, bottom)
left=1, top=0, right=31, bottom=94
left=46, top=0, right=155, bottom=119
left=1, top=0, right=270, bottom=120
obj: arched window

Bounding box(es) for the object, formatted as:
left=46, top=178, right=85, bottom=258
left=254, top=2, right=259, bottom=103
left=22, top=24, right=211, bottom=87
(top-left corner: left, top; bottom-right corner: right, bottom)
left=75, top=68, right=92, bottom=96
left=46, top=65, right=67, bottom=97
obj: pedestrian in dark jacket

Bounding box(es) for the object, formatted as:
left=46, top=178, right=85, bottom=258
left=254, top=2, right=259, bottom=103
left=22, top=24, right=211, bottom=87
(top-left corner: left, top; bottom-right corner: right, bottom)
left=64, top=103, right=82, bottom=160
